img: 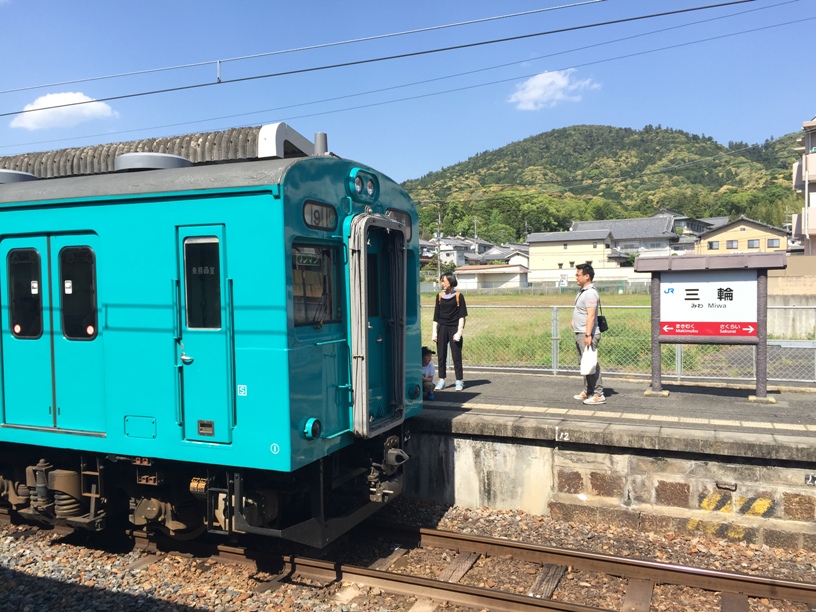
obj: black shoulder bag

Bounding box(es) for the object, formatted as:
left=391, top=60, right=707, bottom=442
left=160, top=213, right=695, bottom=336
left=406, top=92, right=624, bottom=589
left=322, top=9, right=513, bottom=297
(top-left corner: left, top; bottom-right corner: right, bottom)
left=597, top=297, right=609, bottom=333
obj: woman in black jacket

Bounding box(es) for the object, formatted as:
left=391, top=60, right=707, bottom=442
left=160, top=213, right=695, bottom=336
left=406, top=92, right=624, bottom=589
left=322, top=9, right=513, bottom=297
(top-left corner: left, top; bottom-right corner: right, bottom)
left=431, top=272, right=468, bottom=391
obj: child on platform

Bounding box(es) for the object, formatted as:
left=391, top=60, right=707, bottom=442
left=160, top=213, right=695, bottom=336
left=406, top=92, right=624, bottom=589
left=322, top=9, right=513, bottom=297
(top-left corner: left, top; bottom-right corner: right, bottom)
left=422, top=346, right=436, bottom=400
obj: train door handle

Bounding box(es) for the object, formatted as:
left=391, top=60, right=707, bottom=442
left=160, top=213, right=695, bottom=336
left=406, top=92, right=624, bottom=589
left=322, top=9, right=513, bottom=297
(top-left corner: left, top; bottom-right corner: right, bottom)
left=180, top=353, right=195, bottom=365
left=376, top=336, right=383, bottom=343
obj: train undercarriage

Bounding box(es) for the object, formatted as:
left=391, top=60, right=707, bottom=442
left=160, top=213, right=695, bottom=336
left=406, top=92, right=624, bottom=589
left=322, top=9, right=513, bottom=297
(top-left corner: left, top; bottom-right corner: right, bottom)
left=0, top=429, right=409, bottom=548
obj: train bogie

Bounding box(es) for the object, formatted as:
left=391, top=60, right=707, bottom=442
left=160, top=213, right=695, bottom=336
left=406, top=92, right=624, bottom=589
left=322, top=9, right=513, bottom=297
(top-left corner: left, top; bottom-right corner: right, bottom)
left=0, top=124, right=422, bottom=547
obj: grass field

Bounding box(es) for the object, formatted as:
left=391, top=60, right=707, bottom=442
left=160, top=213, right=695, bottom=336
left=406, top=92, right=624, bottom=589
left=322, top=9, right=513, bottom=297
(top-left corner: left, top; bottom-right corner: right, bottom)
left=418, top=292, right=812, bottom=380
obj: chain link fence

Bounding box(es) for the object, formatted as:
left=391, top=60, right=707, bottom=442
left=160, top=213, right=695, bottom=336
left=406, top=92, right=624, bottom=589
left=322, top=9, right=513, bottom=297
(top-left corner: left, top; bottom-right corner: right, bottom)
left=421, top=304, right=816, bottom=384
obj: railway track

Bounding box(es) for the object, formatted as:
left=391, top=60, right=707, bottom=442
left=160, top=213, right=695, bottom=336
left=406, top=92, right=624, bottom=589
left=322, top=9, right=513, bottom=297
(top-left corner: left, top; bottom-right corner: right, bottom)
left=132, top=522, right=816, bottom=611
left=5, top=509, right=816, bottom=611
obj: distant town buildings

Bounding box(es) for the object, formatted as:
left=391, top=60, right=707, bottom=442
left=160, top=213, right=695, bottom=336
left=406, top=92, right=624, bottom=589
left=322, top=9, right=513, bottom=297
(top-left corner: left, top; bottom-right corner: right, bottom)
left=424, top=209, right=792, bottom=290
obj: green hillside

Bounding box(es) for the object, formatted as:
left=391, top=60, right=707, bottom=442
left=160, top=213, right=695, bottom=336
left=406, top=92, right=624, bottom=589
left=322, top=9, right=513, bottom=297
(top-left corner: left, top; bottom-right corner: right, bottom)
left=403, top=125, right=799, bottom=244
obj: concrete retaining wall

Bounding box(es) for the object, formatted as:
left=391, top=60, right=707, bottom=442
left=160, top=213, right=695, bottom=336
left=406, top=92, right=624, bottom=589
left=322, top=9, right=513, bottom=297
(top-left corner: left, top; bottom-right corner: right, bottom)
left=407, top=411, right=816, bottom=550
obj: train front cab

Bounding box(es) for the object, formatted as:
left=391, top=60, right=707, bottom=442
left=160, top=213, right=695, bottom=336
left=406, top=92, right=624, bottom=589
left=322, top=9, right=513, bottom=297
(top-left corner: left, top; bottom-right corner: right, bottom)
left=229, top=162, right=420, bottom=547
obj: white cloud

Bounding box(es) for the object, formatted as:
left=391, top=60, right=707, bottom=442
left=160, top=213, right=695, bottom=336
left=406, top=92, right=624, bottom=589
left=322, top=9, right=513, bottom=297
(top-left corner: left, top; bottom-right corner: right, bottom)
left=10, top=92, right=118, bottom=130
left=508, top=69, right=600, bottom=111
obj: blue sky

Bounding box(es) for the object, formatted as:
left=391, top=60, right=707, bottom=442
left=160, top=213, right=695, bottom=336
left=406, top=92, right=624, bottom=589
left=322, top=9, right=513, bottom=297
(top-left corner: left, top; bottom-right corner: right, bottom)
left=0, top=0, right=813, bottom=183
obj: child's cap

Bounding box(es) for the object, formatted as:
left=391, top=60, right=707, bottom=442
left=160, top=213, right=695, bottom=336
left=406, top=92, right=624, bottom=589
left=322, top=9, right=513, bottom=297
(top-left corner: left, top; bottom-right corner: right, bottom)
left=422, top=346, right=435, bottom=356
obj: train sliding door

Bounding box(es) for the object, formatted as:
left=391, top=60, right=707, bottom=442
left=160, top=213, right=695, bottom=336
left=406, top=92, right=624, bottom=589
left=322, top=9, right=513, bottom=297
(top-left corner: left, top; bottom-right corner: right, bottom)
left=175, top=226, right=234, bottom=444
left=0, top=235, right=105, bottom=433
left=348, top=213, right=407, bottom=438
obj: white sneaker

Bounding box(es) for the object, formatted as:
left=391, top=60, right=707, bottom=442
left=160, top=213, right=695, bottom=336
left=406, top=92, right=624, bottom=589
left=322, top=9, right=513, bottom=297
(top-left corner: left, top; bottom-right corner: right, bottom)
left=455, top=380, right=464, bottom=391
left=583, top=395, right=606, bottom=405
left=434, top=379, right=445, bottom=391
left=573, top=392, right=588, bottom=401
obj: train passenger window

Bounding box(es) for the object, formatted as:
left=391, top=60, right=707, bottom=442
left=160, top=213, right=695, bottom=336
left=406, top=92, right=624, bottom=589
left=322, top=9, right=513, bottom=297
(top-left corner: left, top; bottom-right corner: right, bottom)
left=292, top=244, right=340, bottom=327
left=7, top=248, right=43, bottom=339
left=386, top=209, right=412, bottom=241
left=59, top=247, right=98, bottom=340
left=184, top=237, right=222, bottom=329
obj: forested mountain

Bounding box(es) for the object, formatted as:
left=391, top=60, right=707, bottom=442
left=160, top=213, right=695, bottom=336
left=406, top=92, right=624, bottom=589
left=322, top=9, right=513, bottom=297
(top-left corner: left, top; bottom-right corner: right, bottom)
left=403, top=125, right=799, bottom=244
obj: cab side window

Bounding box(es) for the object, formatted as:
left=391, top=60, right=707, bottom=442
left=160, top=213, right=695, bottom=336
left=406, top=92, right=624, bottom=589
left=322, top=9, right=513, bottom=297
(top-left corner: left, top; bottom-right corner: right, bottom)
left=292, top=244, right=340, bottom=327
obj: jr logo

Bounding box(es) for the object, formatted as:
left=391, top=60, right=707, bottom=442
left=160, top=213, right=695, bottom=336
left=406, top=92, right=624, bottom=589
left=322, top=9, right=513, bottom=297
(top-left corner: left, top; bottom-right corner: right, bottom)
left=663, top=288, right=674, bottom=294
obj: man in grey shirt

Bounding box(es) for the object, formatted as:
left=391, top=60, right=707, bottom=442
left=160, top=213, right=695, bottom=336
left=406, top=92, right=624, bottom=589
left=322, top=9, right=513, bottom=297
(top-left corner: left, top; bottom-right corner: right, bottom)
left=573, top=263, right=605, bottom=404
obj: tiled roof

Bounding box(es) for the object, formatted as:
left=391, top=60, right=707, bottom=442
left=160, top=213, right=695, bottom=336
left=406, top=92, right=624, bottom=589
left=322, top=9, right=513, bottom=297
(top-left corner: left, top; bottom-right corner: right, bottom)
left=456, top=264, right=528, bottom=273
left=700, top=215, right=788, bottom=237
left=571, top=216, right=677, bottom=240
left=698, top=216, right=730, bottom=230
left=527, top=229, right=611, bottom=243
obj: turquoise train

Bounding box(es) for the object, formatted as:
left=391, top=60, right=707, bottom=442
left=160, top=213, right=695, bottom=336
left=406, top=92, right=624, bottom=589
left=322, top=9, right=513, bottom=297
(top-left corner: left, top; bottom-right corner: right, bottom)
left=0, top=123, right=421, bottom=547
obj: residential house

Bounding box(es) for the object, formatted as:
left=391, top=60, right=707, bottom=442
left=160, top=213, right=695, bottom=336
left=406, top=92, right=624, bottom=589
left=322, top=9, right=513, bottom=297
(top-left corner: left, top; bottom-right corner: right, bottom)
left=696, top=216, right=788, bottom=255
left=461, top=236, right=494, bottom=255
left=433, top=236, right=472, bottom=268
left=527, top=229, right=614, bottom=271
left=651, top=209, right=728, bottom=237
left=479, top=244, right=529, bottom=268
left=453, top=264, right=528, bottom=290
left=527, top=215, right=681, bottom=271
left=792, top=117, right=816, bottom=255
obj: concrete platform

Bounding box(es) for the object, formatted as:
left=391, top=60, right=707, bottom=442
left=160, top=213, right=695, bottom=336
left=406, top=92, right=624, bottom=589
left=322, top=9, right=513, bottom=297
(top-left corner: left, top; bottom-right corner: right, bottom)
left=421, top=371, right=816, bottom=461
left=407, top=372, right=816, bottom=550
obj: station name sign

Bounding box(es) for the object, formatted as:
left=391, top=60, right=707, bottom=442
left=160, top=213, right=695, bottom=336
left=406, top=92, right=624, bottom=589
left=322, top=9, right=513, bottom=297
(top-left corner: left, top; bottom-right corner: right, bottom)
left=659, top=270, right=758, bottom=337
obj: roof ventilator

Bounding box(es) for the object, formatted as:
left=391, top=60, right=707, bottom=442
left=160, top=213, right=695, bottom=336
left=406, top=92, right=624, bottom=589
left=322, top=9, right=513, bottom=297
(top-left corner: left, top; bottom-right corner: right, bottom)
left=258, top=122, right=327, bottom=158
left=114, top=152, right=192, bottom=173
left=0, top=169, right=38, bottom=184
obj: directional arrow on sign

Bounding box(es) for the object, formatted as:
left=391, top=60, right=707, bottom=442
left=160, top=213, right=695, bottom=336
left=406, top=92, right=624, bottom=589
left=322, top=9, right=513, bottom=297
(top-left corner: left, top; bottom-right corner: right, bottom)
left=743, top=325, right=755, bottom=333
left=662, top=325, right=673, bottom=332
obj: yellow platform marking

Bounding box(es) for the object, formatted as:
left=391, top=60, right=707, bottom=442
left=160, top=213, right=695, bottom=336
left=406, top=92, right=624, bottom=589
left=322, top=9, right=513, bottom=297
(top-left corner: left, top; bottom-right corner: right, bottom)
left=737, top=496, right=774, bottom=517
left=710, top=419, right=739, bottom=426
left=699, top=493, right=733, bottom=513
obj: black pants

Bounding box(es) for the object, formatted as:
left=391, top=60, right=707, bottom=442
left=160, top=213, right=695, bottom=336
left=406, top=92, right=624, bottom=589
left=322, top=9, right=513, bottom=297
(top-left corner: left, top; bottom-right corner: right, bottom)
left=437, top=324, right=464, bottom=381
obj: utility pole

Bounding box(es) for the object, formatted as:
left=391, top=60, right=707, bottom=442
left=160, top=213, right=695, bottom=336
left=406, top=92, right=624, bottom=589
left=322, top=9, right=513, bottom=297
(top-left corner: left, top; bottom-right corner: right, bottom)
left=474, top=217, right=478, bottom=239
left=437, top=208, right=442, bottom=281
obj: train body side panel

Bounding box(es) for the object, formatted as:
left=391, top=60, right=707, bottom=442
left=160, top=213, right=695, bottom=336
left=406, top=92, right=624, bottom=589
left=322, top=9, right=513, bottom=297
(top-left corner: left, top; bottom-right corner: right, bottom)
left=0, top=187, right=295, bottom=470
left=0, top=156, right=421, bottom=475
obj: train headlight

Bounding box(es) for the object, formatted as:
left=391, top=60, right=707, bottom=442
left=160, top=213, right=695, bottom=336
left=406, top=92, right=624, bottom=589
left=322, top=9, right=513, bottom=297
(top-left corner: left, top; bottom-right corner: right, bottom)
left=303, top=418, right=321, bottom=440
left=348, top=169, right=378, bottom=202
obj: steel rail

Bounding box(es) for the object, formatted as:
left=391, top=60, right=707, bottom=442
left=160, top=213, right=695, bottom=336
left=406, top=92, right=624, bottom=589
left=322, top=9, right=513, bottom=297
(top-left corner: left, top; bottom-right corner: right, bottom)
left=280, top=553, right=611, bottom=612
left=389, top=526, right=816, bottom=604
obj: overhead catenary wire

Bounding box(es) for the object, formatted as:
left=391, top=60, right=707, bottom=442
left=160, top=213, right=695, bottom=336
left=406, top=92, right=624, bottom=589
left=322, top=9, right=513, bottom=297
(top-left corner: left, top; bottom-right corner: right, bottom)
left=0, top=1, right=604, bottom=96
left=3, top=0, right=791, bottom=151
left=2, top=8, right=805, bottom=160
left=0, top=0, right=757, bottom=121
